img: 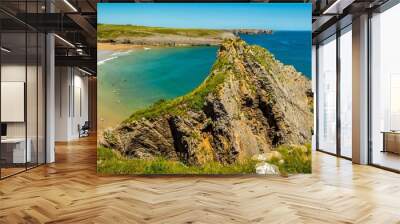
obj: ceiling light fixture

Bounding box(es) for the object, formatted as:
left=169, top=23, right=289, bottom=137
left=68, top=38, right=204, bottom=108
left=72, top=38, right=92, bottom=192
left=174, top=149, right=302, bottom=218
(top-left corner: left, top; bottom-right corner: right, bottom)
left=78, top=67, right=92, bottom=76
left=54, top=34, right=75, bottom=48
left=323, top=0, right=342, bottom=14
left=63, top=0, right=78, bottom=12
left=1, top=47, right=11, bottom=53
left=322, top=0, right=355, bottom=15
left=76, top=48, right=85, bottom=55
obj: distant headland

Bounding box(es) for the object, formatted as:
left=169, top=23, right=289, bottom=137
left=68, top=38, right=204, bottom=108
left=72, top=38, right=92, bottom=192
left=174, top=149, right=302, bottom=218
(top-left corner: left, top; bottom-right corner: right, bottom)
left=230, top=29, right=273, bottom=35
left=97, top=24, right=273, bottom=48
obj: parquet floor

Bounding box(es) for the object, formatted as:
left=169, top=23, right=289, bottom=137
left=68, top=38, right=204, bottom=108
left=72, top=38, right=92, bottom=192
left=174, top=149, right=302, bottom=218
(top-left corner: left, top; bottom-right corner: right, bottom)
left=0, top=135, right=400, bottom=224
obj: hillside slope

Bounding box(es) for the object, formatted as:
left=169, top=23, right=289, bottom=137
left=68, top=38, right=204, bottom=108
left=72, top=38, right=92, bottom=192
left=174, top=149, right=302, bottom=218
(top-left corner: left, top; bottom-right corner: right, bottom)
left=100, top=38, right=313, bottom=166
left=98, top=24, right=235, bottom=46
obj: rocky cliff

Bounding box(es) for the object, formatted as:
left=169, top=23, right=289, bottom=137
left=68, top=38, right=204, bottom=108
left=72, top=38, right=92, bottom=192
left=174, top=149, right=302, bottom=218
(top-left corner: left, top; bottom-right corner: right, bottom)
left=101, top=38, right=313, bottom=166
left=104, top=33, right=235, bottom=46
left=98, top=25, right=272, bottom=47
left=98, top=24, right=236, bottom=46
left=230, top=29, right=273, bottom=35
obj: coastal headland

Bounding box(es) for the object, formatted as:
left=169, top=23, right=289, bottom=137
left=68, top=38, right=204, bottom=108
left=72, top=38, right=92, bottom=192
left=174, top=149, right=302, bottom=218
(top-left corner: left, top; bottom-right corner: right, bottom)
left=98, top=24, right=273, bottom=49
left=98, top=24, right=312, bottom=174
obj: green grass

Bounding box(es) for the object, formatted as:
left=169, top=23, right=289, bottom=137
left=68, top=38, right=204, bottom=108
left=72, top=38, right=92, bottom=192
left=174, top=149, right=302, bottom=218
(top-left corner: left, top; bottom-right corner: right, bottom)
left=249, top=45, right=275, bottom=72
left=268, top=144, right=312, bottom=174
left=98, top=37, right=312, bottom=175
left=124, top=53, right=230, bottom=123
left=97, top=144, right=311, bottom=175
left=97, top=147, right=257, bottom=175
left=98, top=24, right=225, bottom=41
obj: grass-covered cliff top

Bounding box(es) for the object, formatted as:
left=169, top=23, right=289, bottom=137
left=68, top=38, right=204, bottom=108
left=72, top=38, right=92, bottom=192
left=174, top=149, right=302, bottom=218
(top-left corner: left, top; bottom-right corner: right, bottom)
left=123, top=38, right=272, bottom=123
left=124, top=53, right=229, bottom=122
left=98, top=24, right=226, bottom=40
left=98, top=144, right=311, bottom=175
left=99, top=38, right=312, bottom=175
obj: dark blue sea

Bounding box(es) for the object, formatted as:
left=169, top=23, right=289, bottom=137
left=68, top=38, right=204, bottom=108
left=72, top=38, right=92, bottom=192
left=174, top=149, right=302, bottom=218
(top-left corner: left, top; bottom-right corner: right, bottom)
left=240, top=31, right=311, bottom=78
left=98, top=31, right=311, bottom=128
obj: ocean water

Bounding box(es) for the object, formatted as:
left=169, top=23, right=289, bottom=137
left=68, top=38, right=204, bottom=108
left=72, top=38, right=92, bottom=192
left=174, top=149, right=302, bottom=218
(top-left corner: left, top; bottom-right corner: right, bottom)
left=99, top=32, right=311, bottom=129
left=98, top=46, right=218, bottom=129
left=240, top=31, right=311, bottom=78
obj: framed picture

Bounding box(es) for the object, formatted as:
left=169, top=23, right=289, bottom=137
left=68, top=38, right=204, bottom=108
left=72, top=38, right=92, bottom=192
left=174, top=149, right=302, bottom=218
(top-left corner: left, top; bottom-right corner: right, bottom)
left=97, top=3, right=312, bottom=175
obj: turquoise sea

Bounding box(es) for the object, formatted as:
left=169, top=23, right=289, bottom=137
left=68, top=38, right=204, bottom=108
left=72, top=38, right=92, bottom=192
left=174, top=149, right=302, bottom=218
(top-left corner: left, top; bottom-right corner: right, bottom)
left=98, top=32, right=311, bottom=129
left=98, top=46, right=218, bottom=129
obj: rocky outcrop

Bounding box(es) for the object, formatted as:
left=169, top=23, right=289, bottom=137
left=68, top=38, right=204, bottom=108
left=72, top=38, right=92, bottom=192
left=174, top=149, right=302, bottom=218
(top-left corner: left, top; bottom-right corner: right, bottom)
left=100, top=38, right=313, bottom=166
left=102, top=33, right=234, bottom=47
left=230, top=29, right=273, bottom=35
left=101, top=30, right=271, bottom=46
left=98, top=25, right=270, bottom=47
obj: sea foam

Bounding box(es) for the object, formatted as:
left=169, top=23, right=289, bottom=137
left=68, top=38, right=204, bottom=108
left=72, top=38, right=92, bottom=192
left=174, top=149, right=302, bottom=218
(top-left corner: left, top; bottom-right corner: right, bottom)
left=98, top=50, right=133, bottom=65
left=97, top=56, right=118, bottom=65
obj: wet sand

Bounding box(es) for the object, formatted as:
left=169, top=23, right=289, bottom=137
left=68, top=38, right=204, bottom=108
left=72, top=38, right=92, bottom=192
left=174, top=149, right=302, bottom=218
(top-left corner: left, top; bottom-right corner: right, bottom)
left=98, top=43, right=147, bottom=51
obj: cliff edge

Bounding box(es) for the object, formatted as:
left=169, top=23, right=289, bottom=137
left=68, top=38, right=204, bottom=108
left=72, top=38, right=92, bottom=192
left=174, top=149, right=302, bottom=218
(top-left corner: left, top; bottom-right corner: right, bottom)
left=101, top=38, right=313, bottom=166
left=98, top=24, right=236, bottom=46
left=98, top=24, right=272, bottom=47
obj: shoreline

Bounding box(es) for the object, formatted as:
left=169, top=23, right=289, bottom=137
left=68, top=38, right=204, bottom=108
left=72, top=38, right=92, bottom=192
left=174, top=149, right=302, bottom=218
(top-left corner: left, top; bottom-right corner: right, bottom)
left=98, top=43, right=150, bottom=51
left=98, top=42, right=220, bottom=51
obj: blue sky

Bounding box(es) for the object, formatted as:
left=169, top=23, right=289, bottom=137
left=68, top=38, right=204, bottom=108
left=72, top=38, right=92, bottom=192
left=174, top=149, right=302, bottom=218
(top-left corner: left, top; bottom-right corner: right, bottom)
left=98, top=3, right=311, bottom=31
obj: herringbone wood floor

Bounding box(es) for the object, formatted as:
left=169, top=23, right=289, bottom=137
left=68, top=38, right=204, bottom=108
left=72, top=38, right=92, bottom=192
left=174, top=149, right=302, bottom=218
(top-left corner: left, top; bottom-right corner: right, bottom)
left=1, top=136, right=400, bottom=224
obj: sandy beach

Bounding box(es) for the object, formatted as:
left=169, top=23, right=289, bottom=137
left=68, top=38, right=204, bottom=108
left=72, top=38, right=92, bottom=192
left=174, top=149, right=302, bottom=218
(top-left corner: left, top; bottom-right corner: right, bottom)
left=98, top=42, right=146, bottom=51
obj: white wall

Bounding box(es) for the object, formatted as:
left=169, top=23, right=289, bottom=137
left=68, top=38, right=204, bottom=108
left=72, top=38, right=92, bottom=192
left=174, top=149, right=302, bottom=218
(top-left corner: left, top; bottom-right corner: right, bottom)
left=1, top=65, right=41, bottom=138
left=1, top=63, right=46, bottom=164
left=55, top=67, right=89, bottom=141
left=55, top=66, right=70, bottom=141
left=1, top=65, right=26, bottom=138
left=72, top=73, right=89, bottom=138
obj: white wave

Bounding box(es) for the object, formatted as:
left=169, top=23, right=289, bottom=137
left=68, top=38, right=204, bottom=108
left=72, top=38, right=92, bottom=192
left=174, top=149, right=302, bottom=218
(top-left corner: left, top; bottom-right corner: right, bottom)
left=111, top=50, right=133, bottom=56
left=97, top=56, right=118, bottom=65
left=98, top=50, right=134, bottom=66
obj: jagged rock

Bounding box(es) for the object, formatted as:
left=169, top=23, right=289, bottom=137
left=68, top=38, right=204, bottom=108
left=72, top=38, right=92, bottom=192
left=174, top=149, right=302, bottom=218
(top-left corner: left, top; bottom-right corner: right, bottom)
left=168, top=116, right=201, bottom=164
left=230, top=29, right=273, bottom=35
left=100, top=38, right=313, bottom=166
left=252, top=151, right=283, bottom=162
left=255, top=162, right=280, bottom=175
left=103, top=118, right=177, bottom=160
left=252, top=153, right=268, bottom=161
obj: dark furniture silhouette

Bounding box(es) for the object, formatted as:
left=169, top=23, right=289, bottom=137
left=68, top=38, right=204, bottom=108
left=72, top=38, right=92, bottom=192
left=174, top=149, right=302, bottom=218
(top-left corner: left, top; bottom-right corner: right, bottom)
left=79, top=121, right=90, bottom=138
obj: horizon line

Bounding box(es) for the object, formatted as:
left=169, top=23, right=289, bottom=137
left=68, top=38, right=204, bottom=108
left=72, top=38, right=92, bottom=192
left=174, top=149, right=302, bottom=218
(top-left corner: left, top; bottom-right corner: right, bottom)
left=98, top=23, right=311, bottom=32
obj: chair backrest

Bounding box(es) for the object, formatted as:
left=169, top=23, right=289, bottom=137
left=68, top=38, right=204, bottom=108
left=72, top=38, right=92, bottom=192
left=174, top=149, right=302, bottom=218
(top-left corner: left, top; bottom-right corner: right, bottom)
left=82, top=121, right=90, bottom=129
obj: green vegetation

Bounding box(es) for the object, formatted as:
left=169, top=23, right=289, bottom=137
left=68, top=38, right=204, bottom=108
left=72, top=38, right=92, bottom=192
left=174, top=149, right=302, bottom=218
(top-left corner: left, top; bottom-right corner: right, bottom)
left=97, top=144, right=311, bottom=175
left=98, top=24, right=225, bottom=41
left=124, top=54, right=230, bottom=122
left=97, top=147, right=257, bottom=175
left=249, top=45, right=275, bottom=72
left=268, top=144, right=312, bottom=174
left=98, top=38, right=312, bottom=175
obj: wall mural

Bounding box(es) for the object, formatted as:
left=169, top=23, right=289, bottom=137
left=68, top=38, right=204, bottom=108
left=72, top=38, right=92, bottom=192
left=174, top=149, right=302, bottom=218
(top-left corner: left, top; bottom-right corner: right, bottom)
left=97, top=3, right=313, bottom=175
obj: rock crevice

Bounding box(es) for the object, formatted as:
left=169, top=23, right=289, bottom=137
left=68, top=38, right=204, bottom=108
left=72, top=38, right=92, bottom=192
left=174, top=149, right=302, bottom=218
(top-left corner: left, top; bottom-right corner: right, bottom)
left=101, top=38, right=313, bottom=165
